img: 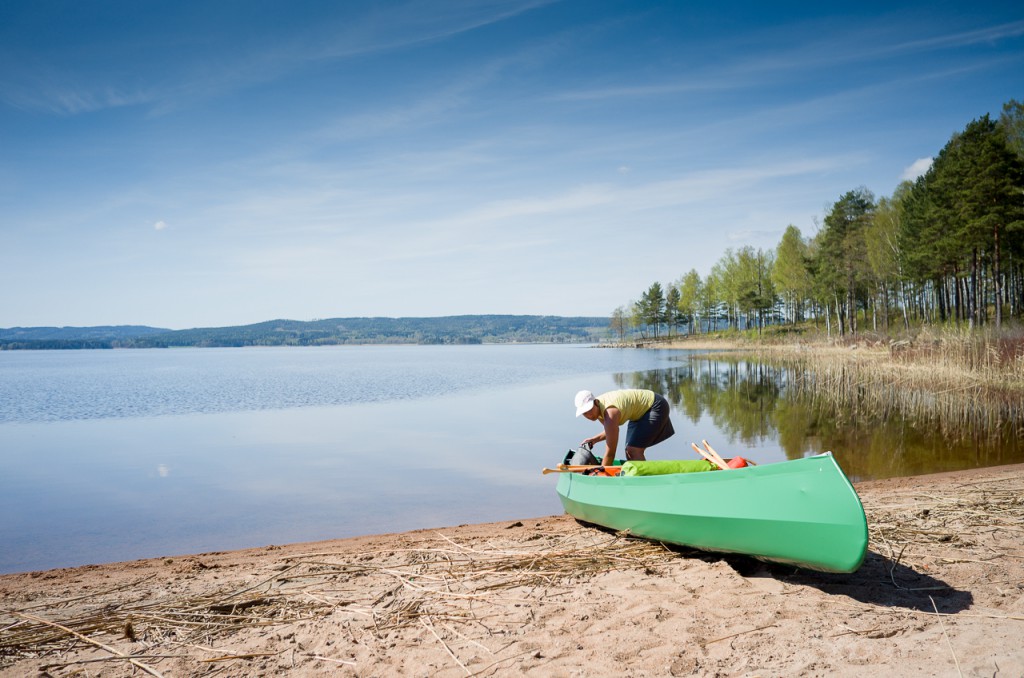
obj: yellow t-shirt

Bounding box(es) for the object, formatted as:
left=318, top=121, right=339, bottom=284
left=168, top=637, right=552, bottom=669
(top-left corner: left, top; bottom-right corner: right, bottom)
left=597, top=389, right=655, bottom=425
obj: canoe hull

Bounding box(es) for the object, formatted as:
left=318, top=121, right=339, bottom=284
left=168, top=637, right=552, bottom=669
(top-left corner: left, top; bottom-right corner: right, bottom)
left=556, top=453, right=868, bottom=573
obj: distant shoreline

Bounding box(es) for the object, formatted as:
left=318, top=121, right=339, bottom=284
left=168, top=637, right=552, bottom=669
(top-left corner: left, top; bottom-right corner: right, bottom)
left=0, top=315, right=611, bottom=350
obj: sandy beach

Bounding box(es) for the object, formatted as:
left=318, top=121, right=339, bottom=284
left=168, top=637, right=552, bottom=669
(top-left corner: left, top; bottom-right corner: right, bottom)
left=2, top=463, right=1023, bottom=677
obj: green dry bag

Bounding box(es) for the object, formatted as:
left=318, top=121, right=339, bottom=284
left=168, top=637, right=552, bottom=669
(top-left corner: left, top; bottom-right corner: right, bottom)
left=621, top=459, right=717, bottom=476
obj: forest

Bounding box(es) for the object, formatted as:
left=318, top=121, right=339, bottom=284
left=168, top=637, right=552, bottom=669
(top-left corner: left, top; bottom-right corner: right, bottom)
left=0, top=316, right=609, bottom=349
left=615, top=101, right=1024, bottom=340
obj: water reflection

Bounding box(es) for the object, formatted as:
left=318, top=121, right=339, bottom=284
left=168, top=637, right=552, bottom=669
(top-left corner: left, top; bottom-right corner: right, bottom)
left=611, top=358, right=1024, bottom=482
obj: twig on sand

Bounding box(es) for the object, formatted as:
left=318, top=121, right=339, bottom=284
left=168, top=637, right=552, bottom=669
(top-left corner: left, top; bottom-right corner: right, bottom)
left=930, top=596, right=964, bottom=678
left=307, top=653, right=357, bottom=665
left=40, top=654, right=186, bottom=671
left=422, top=615, right=471, bottom=676
left=467, top=648, right=539, bottom=677
left=13, top=611, right=165, bottom=678
left=15, top=573, right=159, bottom=612
left=200, top=651, right=281, bottom=663
left=706, top=623, right=777, bottom=644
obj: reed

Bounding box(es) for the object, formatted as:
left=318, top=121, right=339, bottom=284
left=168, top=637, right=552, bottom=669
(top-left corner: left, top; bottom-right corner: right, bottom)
left=0, top=530, right=669, bottom=670
left=744, top=327, right=1024, bottom=441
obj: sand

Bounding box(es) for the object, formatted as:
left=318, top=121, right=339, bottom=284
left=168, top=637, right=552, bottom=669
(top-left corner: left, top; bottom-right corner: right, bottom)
left=2, top=463, right=1023, bottom=677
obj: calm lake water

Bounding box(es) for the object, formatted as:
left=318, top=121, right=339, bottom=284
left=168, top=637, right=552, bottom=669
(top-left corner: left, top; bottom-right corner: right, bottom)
left=1, top=344, right=1020, bottom=574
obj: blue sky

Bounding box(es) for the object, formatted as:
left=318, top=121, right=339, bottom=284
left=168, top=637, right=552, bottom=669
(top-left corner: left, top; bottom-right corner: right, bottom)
left=2, top=1, right=1022, bottom=329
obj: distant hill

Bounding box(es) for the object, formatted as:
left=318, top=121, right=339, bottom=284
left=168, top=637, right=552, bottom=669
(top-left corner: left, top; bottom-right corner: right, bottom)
left=0, top=316, right=610, bottom=349
left=0, top=325, right=171, bottom=349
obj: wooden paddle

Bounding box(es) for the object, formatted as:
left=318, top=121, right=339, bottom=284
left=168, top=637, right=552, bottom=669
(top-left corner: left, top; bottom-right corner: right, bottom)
left=542, top=465, right=595, bottom=474
left=559, top=463, right=600, bottom=471
left=691, top=442, right=728, bottom=470
left=702, top=440, right=730, bottom=470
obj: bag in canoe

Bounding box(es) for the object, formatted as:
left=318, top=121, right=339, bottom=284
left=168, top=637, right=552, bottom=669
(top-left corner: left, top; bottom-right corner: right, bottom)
left=563, top=446, right=599, bottom=467
left=621, top=459, right=717, bottom=476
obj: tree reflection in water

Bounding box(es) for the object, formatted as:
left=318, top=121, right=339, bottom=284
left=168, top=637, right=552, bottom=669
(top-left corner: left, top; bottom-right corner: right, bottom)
left=609, top=358, right=1024, bottom=482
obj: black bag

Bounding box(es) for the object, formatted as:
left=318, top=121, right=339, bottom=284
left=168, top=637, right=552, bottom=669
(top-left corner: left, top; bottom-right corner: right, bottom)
left=563, top=445, right=599, bottom=466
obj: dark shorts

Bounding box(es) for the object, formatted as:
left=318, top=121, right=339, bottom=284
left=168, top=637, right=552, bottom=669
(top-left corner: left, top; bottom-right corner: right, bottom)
left=625, top=393, right=674, bottom=449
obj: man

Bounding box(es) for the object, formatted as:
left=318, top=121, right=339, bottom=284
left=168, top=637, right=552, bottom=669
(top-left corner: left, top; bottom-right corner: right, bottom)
left=574, top=388, right=675, bottom=467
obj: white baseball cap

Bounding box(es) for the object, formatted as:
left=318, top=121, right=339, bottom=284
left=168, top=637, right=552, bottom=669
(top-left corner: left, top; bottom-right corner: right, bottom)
left=574, top=390, right=596, bottom=417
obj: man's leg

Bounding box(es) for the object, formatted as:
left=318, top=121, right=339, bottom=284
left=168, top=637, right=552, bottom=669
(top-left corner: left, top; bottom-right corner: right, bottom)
left=625, top=446, right=646, bottom=461
left=624, top=394, right=672, bottom=460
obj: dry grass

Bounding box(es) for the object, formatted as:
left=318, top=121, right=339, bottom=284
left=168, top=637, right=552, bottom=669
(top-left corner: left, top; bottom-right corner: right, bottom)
left=890, top=327, right=1024, bottom=388
left=0, top=529, right=670, bottom=673
left=867, top=475, right=1024, bottom=570
left=1, top=573, right=326, bottom=674
left=730, top=328, right=1024, bottom=440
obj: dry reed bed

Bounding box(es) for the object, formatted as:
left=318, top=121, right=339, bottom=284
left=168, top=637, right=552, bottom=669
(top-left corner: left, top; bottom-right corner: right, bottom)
left=866, top=474, right=1024, bottom=572
left=0, top=530, right=670, bottom=674
left=742, top=333, right=1024, bottom=438
left=1, top=578, right=326, bottom=676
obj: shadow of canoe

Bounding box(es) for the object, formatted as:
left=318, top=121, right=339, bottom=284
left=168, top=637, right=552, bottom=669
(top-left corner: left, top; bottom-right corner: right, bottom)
left=720, top=548, right=971, bottom=614
left=573, top=519, right=972, bottom=615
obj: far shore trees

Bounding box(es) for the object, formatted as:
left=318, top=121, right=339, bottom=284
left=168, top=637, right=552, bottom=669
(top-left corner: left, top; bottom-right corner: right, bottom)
left=677, top=270, right=702, bottom=335
left=612, top=101, right=1024, bottom=341
left=773, top=225, right=812, bottom=326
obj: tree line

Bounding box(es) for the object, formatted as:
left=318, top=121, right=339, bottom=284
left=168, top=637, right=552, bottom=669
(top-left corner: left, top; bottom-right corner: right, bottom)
left=614, top=100, right=1024, bottom=340
left=0, top=316, right=610, bottom=349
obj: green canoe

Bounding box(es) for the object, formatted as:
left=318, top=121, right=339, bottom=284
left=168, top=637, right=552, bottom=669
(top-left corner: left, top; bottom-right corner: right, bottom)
left=556, top=453, right=868, bottom=573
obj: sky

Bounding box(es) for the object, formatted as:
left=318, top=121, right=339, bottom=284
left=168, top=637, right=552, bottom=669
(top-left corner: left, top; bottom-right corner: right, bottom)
left=1, top=1, right=1022, bottom=330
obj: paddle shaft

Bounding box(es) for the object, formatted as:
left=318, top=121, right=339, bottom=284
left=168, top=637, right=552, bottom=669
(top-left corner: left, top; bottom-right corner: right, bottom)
left=702, top=440, right=730, bottom=469
left=542, top=466, right=594, bottom=474
left=691, top=442, right=728, bottom=470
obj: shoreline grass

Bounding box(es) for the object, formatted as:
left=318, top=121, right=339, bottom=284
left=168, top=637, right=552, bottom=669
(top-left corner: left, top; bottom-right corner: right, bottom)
left=653, top=326, right=1024, bottom=441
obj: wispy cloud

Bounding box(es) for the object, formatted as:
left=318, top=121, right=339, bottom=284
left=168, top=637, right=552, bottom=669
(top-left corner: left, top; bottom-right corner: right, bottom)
left=900, top=158, right=933, bottom=181
left=873, top=19, right=1024, bottom=56
left=387, top=155, right=855, bottom=244
left=0, top=0, right=559, bottom=117
left=726, top=229, right=784, bottom=243
left=316, top=64, right=499, bottom=142
left=0, top=72, right=161, bottom=115
left=315, top=0, right=559, bottom=61
left=554, top=78, right=736, bottom=102
left=554, top=17, right=1024, bottom=103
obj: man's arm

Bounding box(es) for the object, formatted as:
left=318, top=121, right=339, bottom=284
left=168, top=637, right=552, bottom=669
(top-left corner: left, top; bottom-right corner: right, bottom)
left=601, top=407, right=621, bottom=466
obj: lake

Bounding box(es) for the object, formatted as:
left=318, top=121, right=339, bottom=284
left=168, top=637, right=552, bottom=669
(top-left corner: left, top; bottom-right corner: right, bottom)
left=1, top=344, right=1020, bottom=574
